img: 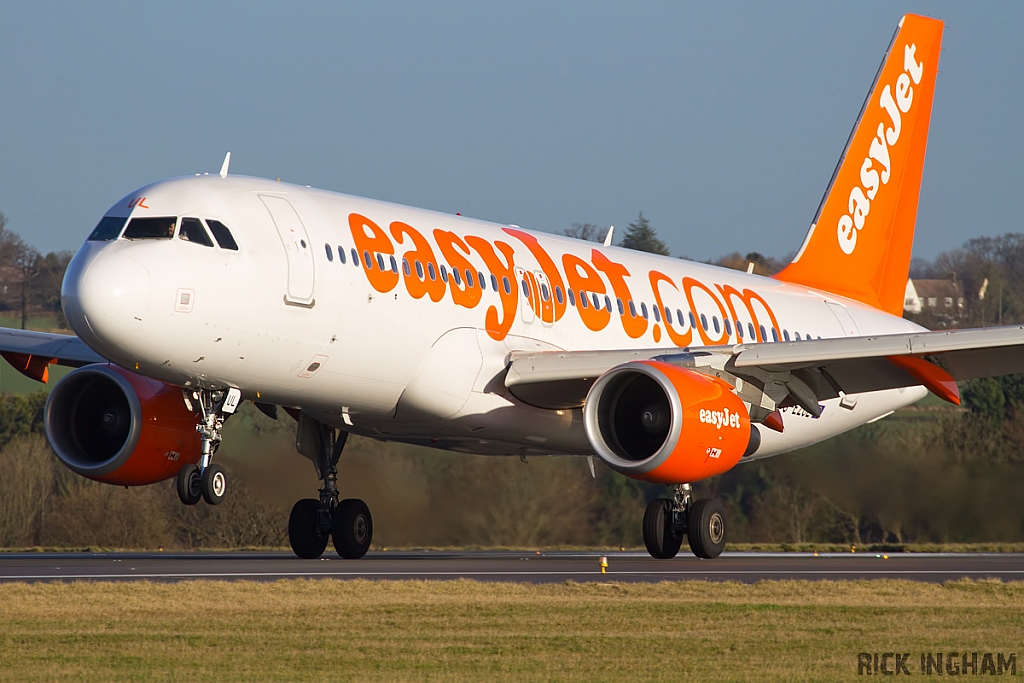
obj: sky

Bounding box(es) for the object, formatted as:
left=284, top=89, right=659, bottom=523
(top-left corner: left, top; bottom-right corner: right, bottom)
left=1, top=2, right=1023, bottom=262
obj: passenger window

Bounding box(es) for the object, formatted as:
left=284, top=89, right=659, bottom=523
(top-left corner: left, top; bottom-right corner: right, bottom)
left=453, top=269, right=462, bottom=285
left=617, top=298, right=624, bottom=315
left=377, top=254, right=387, bottom=271
left=784, top=329, right=790, bottom=341
left=700, top=314, right=708, bottom=331
left=124, top=216, right=176, bottom=240
left=503, top=277, right=511, bottom=294
left=713, top=317, right=720, bottom=334
left=748, top=323, right=755, bottom=339
left=628, top=301, right=636, bottom=318
left=207, top=219, right=239, bottom=250
left=592, top=293, right=601, bottom=310
left=567, top=288, right=575, bottom=305
left=390, top=255, right=398, bottom=273
left=467, top=270, right=475, bottom=287
left=653, top=305, right=661, bottom=323
left=363, top=251, right=372, bottom=269
left=415, top=261, right=424, bottom=279
left=478, top=272, right=486, bottom=289
left=555, top=286, right=564, bottom=304
left=676, top=309, right=685, bottom=327
left=724, top=318, right=731, bottom=335
left=689, top=312, right=697, bottom=329
left=759, top=325, right=767, bottom=341
left=88, top=215, right=127, bottom=241
left=771, top=328, right=779, bottom=342
left=580, top=292, right=589, bottom=308
left=491, top=275, right=499, bottom=291
left=427, top=262, right=436, bottom=281
left=664, top=307, right=673, bottom=325
left=440, top=265, right=449, bottom=282
left=737, top=324, right=744, bottom=340
left=604, top=296, right=611, bottom=311
left=338, top=246, right=347, bottom=264
left=178, top=218, right=214, bottom=246
left=325, top=244, right=334, bottom=262
left=351, top=248, right=358, bottom=265
left=541, top=284, right=550, bottom=301
left=641, top=303, right=648, bottom=320
left=403, top=258, right=411, bottom=276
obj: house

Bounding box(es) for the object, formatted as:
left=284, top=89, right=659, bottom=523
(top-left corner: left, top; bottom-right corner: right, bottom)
left=904, top=278, right=965, bottom=316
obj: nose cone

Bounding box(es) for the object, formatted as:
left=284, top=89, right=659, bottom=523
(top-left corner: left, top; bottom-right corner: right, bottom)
left=63, top=246, right=151, bottom=348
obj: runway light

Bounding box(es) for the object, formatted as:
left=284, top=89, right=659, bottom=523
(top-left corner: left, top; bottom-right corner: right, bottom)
left=851, top=545, right=856, bottom=553
left=884, top=555, right=889, bottom=560
left=814, top=552, right=818, bottom=556
left=599, top=556, right=608, bottom=574
left=876, top=554, right=881, bottom=558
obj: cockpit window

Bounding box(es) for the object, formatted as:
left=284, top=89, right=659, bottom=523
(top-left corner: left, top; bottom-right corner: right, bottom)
left=87, top=216, right=128, bottom=241
left=207, top=220, right=239, bottom=251
left=123, top=216, right=176, bottom=240
left=179, top=217, right=214, bottom=247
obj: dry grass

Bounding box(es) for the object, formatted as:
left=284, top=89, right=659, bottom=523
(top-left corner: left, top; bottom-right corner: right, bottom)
left=0, top=579, right=1021, bottom=681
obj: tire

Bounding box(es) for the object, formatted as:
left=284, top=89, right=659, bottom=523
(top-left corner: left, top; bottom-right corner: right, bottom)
left=687, top=498, right=727, bottom=559
left=289, top=499, right=328, bottom=559
left=201, top=463, right=227, bottom=505
left=332, top=498, right=373, bottom=559
left=643, top=498, right=684, bottom=559
left=176, top=464, right=202, bottom=506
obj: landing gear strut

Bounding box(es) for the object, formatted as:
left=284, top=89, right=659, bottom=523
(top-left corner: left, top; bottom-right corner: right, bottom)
left=288, top=416, right=372, bottom=560
left=642, top=484, right=727, bottom=560
left=175, top=388, right=239, bottom=506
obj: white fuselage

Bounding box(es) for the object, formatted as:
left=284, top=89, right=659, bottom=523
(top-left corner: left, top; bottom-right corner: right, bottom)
left=61, top=175, right=927, bottom=460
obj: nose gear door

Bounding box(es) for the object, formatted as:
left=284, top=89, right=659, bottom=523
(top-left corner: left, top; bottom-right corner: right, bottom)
left=260, top=195, right=315, bottom=307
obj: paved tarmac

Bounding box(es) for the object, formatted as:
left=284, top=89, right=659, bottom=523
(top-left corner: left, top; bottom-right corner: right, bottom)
left=0, top=550, right=1023, bottom=583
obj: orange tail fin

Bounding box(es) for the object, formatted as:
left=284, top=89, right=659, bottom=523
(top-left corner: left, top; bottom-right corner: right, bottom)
left=774, top=15, right=943, bottom=315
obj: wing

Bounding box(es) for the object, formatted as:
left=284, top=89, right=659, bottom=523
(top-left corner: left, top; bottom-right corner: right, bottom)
left=505, top=325, right=1024, bottom=413
left=0, top=328, right=105, bottom=383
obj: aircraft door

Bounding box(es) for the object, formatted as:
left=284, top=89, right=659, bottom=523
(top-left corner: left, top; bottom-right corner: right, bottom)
left=260, top=195, right=315, bottom=306
left=533, top=270, right=554, bottom=326
left=825, top=302, right=860, bottom=337
left=514, top=267, right=536, bottom=323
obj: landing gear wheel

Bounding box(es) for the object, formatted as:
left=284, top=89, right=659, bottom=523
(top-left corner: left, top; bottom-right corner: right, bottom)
left=687, top=498, right=727, bottom=559
left=332, top=499, right=373, bottom=559
left=289, top=499, right=329, bottom=559
left=176, top=464, right=202, bottom=506
left=201, top=463, right=227, bottom=505
left=643, top=498, right=684, bottom=559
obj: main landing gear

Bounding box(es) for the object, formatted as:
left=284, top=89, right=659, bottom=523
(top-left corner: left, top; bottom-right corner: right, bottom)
left=288, top=417, right=372, bottom=560
left=175, top=388, right=239, bottom=506
left=643, top=484, right=727, bottom=560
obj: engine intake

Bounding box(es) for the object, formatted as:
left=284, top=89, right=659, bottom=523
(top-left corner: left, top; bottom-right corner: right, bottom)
left=583, top=361, right=753, bottom=484
left=45, top=364, right=201, bottom=486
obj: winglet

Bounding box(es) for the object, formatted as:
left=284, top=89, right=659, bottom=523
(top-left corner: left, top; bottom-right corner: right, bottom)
left=219, top=152, right=231, bottom=179
left=603, top=226, right=614, bottom=247
left=774, top=15, right=944, bottom=315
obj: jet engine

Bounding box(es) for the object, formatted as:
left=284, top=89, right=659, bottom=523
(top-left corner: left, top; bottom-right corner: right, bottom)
left=583, top=361, right=755, bottom=484
left=44, top=364, right=201, bottom=486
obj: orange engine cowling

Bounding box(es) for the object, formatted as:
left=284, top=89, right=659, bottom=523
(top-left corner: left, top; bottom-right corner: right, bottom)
left=44, top=364, right=201, bottom=486
left=583, top=361, right=754, bottom=485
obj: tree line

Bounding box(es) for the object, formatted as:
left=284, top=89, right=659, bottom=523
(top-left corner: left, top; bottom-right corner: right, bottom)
left=0, top=211, right=73, bottom=329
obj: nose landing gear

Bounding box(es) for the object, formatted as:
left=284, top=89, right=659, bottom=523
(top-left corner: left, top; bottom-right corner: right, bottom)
left=642, top=483, right=727, bottom=560
left=288, top=414, right=372, bottom=560
left=175, top=388, right=239, bottom=506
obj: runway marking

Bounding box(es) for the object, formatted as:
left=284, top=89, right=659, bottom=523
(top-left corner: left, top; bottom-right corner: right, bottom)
left=2, top=569, right=1023, bottom=581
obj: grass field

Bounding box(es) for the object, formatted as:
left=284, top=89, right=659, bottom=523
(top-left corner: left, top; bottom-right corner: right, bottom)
left=0, top=579, right=1021, bottom=682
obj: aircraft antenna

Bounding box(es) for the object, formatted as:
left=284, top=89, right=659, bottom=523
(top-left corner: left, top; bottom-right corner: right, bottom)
left=219, top=152, right=231, bottom=178
left=603, top=225, right=614, bottom=247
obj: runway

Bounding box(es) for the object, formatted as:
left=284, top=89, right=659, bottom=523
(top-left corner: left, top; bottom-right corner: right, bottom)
left=1, top=550, right=1023, bottom=583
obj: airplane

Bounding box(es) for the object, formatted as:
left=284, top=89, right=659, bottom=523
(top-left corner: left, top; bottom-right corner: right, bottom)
left=1, top=14, right=1019, bottom=561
